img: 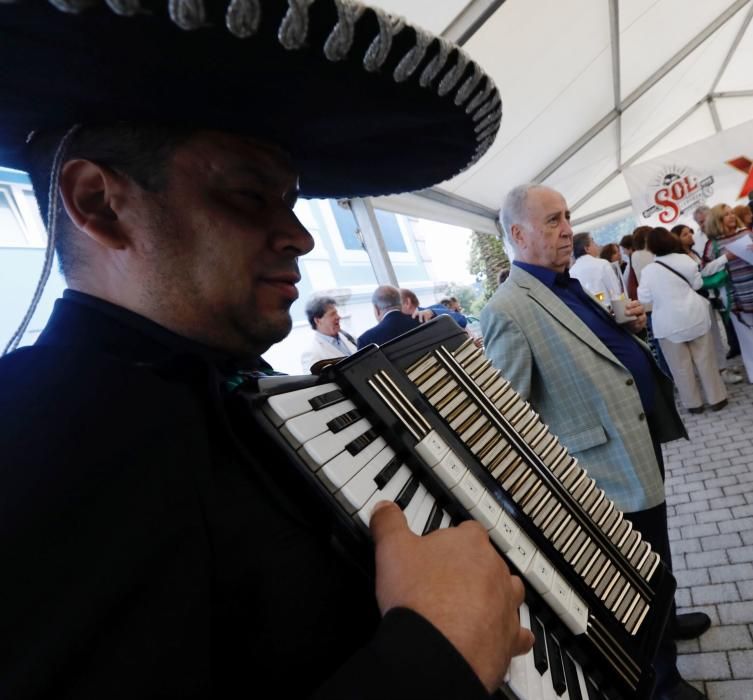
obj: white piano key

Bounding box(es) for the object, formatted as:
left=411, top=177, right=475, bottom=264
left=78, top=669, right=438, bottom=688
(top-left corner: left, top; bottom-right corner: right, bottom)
left=402, top=483, right=428, bottom=531
left=300, top=417, right=374, bottom=470
left=280, top=398, right=358, bottom=449
left=318, top=435, right=387, bottom=490
left=451, top=470, right=484, bottom=510
left=264, top=382, right=341, bottom=425
left=518, top=604, right=544, bottom=700
left=336, top=445, right=397, bottom=514
left=439, top=511, right=452, bottom=529
left=407, top=488, right=437, bottom=535
left=414, top=430, right=450, bottom=467
left=575, top=660, right=592, bottom=700
left=357, top=464, right=412, bottom=526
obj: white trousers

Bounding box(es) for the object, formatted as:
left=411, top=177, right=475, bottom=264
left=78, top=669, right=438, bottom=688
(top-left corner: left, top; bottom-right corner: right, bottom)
left=730, top=312, right=753, bottom=382
left=659, top=330, right=727, bottom=409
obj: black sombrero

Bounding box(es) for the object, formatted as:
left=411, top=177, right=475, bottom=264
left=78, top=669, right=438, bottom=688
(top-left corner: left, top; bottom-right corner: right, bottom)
left=0, top=0, right=502, bottom=199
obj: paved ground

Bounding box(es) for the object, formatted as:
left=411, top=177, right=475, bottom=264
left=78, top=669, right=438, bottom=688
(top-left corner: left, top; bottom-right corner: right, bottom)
left=663, top=362, right=753, bottom=700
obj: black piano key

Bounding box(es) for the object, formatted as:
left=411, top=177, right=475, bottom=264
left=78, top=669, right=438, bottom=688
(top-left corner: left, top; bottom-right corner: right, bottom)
left=563, top=653, right=583, bottom=700
left=326, top=408, right=362, bottom=433
left=373, top=454, right=403, bottom=490
left=309, top=388, right=345, bottom=410
left=345, top=427, right=379, bottom=456
left=422, top=502, right=444, bottom=535
left=585, top=676, right=602, bottom=700
left=394, top=476, right=420, bottom=511
left=545, top=629, right=567, bottom=696
left=531, top=615, right=548, bottom=674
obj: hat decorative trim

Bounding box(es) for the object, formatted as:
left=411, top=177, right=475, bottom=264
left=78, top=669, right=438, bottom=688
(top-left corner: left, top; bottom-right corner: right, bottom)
left=363, top=10, right=404, bottom=72
left=4, top=0, right=501, bottom=173
left=226, top=0, right=262, bottom=38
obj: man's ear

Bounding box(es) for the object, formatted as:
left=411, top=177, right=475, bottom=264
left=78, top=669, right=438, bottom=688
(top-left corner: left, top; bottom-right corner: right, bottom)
left=510, top=223, right=526, bottom=248
left=58, top=159, right=132, bottom=251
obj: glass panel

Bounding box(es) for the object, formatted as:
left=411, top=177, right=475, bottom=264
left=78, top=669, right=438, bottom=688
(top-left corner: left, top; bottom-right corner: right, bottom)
left=0, top=189, right=28, bottom=247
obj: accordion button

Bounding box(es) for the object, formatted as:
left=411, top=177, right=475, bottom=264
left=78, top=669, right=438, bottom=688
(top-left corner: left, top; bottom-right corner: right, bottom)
left=507, top=531, right=536, bottom=574
left=527, top=550, right=555, bottom=595
left=490, top=510, right=520, bottom=553
left=414, top=430, right=450, bottom=466
left=543, top=571, right=572, bottom=619
left=451, top=470, right=484, bottom=510
left=434, top=449, right=467, bottom=488
left=470, top=490, right=502, bottom=530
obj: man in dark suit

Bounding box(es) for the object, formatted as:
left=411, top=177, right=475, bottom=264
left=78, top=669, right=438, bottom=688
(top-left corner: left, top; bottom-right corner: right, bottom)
left=358, top=285, right=420, bottom=348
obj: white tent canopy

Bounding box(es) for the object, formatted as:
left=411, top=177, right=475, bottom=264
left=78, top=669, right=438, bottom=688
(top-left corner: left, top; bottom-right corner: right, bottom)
left=368, top=0, right=753, bottom=229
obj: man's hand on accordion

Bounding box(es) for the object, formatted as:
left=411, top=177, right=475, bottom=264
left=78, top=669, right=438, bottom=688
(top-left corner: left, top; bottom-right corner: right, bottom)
left=370, top=501, right=535, bottom=693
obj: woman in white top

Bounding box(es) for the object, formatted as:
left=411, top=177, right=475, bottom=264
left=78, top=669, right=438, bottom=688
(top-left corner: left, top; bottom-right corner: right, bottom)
left=638, top=228, right=727, bottom=413
left=670, top=224, right=743, bottom=385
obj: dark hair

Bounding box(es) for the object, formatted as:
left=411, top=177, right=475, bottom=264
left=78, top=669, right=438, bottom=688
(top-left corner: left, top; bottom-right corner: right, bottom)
left=305, top=296, right=337, bottom=329
left=399, top=288, right=419, bottom=307
left=24, top=123, right=194, bottom=278
left=670, top=224, right=690, bottom=236
left=647, top=227, right=684, bottom=256
left=632, top=225, right=652, bottom=251
left=572, top=232, right=592, bottom=259
left=599, top=243, right=619, bottom=262
left=619, top=234, right=633, bottom=249
left=439, top=298, right=452, bottom=308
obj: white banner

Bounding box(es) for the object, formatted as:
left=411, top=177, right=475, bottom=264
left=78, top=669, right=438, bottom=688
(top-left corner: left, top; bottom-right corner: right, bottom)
left=623, top=118, right=753, bottom=228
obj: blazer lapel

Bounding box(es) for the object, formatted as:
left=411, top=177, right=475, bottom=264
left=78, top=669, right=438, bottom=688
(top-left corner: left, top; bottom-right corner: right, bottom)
left=511, top=267, right=624, bottom=368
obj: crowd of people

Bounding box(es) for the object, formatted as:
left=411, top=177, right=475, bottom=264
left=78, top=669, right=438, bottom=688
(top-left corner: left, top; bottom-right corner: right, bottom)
left=0, top=3, right=750, bottom=700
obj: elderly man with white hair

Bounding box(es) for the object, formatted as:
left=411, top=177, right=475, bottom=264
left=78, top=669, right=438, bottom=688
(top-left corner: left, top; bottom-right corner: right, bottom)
left=481, top=183, right=706, bottom=700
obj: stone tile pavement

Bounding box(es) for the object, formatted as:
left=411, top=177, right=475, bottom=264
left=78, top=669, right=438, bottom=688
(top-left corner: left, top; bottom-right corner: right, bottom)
left=663, top=362, right=753, bottom=700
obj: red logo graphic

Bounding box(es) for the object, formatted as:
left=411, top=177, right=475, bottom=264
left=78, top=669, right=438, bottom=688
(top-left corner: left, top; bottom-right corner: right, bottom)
left=727, top=156, right=753, bottom=199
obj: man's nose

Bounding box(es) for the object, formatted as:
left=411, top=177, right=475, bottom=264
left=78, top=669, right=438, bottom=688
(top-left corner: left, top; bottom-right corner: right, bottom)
left=276, top=210, right=315, bottom=256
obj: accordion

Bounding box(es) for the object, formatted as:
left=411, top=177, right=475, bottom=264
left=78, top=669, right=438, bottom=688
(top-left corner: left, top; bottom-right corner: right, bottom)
left=250, top=316, right=675, bottom=700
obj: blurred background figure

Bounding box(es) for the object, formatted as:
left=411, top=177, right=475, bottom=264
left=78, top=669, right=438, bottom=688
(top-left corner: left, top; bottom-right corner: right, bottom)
left=705, top=203, right=753, bottom=383
left=639, top=228, right=727, bottom=414
left=670, top=224, right=743, bottom=385
left=619, top=234, right=633, bottom=273
left=358, top=285, right=419, bottom=348
left=301, top=295, right=357, bottom=373
left=704, top=204, right=744, bottom=364
left=733, top=204, right=753, bottom=232
left=693, top=205, right=710, bottom=257
left=600, top=242, right=622, bottom=265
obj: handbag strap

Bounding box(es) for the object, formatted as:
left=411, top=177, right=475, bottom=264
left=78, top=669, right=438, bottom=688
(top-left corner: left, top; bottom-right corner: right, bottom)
left=654, top=260, right=693, bottom=288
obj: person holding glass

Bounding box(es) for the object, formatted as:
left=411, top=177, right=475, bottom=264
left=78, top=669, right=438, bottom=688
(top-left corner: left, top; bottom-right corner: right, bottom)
left=638, top=228, right=727, bottom=413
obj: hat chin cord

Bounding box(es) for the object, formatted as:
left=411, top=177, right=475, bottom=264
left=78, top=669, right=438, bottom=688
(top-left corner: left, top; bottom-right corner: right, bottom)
left=2, top=124, right=81, bottom=356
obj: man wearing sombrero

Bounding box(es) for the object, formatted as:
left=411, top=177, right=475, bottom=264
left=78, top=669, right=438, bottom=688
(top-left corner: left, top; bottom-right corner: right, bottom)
left=0, top=1, right=532, bottom=697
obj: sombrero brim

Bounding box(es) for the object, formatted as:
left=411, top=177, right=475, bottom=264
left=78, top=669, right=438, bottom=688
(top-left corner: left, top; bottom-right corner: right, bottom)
left=0, top=0, right=502, bottom=199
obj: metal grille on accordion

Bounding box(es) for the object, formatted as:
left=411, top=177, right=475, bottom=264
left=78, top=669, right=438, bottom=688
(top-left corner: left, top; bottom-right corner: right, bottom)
left=254, top=316, right=676, bottom=700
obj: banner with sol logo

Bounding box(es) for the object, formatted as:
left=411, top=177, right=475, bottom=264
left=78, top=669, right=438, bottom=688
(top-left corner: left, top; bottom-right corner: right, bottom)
left=623, top=118, right=753, bottom=228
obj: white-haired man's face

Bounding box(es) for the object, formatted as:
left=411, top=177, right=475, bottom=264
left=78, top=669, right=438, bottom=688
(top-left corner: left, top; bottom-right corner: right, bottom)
left=510, top=188, right=573, bottom=273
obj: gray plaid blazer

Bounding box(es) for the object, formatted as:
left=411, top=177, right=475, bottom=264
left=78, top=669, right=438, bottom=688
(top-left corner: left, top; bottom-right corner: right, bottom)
left=480, top=265, right=686, bottom=513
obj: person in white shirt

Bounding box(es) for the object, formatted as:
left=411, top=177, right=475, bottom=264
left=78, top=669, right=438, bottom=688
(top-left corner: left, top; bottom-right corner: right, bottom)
left=568, top=232, right=622, bottom=303
left=692, top=205, right=711, bottom=259
left=638, top=228, right=727, bottom=414
left=300, top=295, right=357, bottom=373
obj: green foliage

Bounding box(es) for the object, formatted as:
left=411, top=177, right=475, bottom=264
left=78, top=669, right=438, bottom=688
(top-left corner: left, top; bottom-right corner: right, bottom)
left=469, top=230, right=509, bottom=305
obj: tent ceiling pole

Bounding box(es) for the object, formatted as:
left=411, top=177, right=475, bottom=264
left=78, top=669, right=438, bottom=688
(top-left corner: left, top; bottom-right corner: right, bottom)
left=441, top=0, right=508, bottom=45
left=570, top=99, right=706, bottom=214
left=710, top=0, right=753, bottom=94
left=712, top=89, right=753, bottom=98
left=417, top=187, right=499, bottom=220
left=609, top=0, right=623, bottom=168
left=708, top=98, right=723, bottom=132
left=571, top=200, right=632, bottom=227
left=534, top=0, right=748, bottom=184
left=348, top=198, right=398, bottom=287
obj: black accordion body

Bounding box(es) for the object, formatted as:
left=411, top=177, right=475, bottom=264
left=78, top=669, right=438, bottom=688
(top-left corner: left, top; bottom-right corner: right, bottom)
left=250, top=316, right=675, bottom=700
